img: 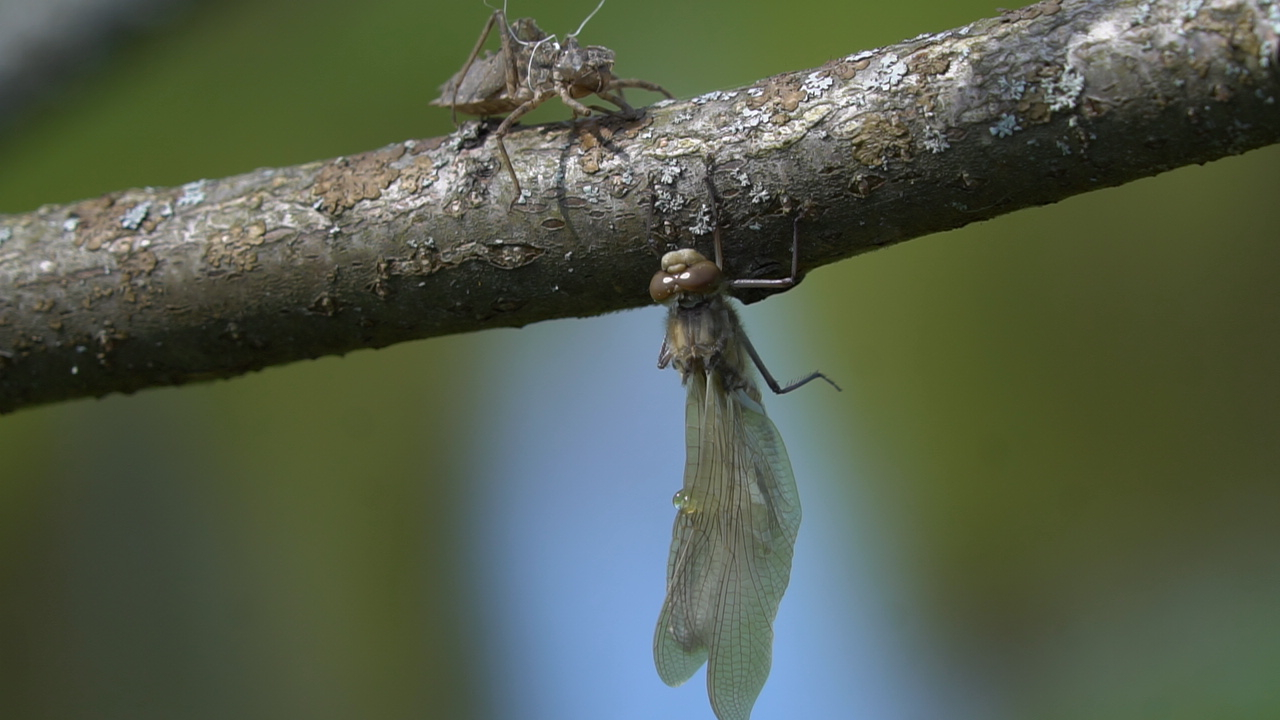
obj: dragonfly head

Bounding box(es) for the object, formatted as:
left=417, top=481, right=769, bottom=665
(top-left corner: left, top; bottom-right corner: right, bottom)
left=650, top=249, right=722, bottom=303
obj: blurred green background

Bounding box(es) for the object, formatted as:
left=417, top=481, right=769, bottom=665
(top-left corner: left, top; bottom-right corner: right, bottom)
left=2, top=0, right=1278, bottom=718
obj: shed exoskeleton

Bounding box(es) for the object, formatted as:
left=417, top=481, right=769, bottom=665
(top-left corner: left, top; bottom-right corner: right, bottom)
left=431, top=4, right=672, bottom=202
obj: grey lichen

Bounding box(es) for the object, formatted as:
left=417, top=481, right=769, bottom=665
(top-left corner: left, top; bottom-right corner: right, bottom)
left=1045, top=66, right=1085, bottom=111
left=119, top=201, right=152, bottom=230
left=989, top=113, right=1022, bottom=137
left=177, top=179, right=207, bottom=207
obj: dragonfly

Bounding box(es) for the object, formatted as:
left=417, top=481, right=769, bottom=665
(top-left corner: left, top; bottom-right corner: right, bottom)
left=650, top=191, right=839, bottom=720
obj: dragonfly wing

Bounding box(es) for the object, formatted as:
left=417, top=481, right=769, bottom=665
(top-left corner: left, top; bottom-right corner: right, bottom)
left=654, top=370, right=712, bottom=686
left=654, top=371, right=802, bottom=720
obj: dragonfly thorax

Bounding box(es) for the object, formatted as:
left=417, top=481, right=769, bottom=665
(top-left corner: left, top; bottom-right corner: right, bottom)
left=554, top=37, right=616, bottom=96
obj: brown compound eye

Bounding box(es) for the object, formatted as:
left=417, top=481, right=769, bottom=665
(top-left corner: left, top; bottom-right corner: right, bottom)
left=649, top=271, right=679, bottom=302
left=675, top=260, right=722, bottom=293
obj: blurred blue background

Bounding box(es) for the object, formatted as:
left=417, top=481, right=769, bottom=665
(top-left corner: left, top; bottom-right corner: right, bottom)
left=1, top=1, right=1278, bottom=718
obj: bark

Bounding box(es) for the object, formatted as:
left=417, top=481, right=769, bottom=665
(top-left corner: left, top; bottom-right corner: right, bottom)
left=1, top=0, right=1278, bottom=413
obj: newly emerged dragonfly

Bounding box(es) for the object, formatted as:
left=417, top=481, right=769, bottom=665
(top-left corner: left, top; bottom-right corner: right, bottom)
left=650, top=195, right=839, bottom=720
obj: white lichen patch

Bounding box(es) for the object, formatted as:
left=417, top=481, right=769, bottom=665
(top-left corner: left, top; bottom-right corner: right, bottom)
left=871, top=54, right=909, bottom=91
left=692, top=90, right=737, bottom=105
left=1260, top=2, right=1280, bottom=67
left=1180, top=0, right=1205, bottom=20
left=177, top=180, right=207, bottom=207
left=653, top=186, right=688, bottom=214
left=725, top=105, right=769, bottom=135
left=749, top=184, right=771, bottom=205
left=722, top=166, right=770, bottom=204
left=996, top=76, right=1028, bottom=101
left=689, top=204, right=714, bottom=235
left=672, top=109, right=695, bottom=123
left=1133, top=0, right=1154, bottom=25
left=989, top=113, right=1021, bottom=137
left=922, top=126, right=950, bottom=153
left=0, top=226, right=10, bottom=247
left=1044, top=66, right=1085, bottom=112
left=63, top=217, right=80, bottom=232
left=658, top=161, right=683, bottom=184
left=802, top=71, right=834, bottom=100
left=120, top=201, right=152, bottom=230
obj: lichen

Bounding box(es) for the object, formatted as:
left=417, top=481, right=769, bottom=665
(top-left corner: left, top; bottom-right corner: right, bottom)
left=1044, top=66, right=1085, bottom=111
left=312, top=145, right=406, bottom=213
left=989, top=113, right=1022, bottom=137
left=802, top=71, right=834, bottom=100
left=203, top=222, right=268, bottom=273
left=119, top=201, right=151, bottom=230
left=689, top=204, right=714, bottom=236
left=177, top=180, right=207, bottom=208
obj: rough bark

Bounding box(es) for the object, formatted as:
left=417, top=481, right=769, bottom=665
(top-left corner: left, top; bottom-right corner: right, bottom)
left=1, top=0, right=1278, bottom=413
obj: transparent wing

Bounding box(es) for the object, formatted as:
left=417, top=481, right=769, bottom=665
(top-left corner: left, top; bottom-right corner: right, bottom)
left=654, top=369, right=802, bottom=720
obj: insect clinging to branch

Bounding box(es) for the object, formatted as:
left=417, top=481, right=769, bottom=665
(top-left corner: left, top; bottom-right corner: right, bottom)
left=431, top=1, right=674, bottom=201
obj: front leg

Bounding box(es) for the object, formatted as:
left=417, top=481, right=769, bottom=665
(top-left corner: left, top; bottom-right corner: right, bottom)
left=609, top=78, right=675, bottom=100
left=556, top=84, right=595, bottom=118
left=657, top=337, right=674, bottom=369
left=592, top=90, right=638, bottom=119
left=492, top=91, right=554, bottom=203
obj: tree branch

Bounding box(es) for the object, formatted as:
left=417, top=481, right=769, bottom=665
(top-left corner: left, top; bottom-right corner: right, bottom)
left=1, top=0, right=1277, bottom=413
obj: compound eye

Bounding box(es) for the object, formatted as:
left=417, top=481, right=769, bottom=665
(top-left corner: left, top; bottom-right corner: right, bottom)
left=649, top=271, right=678, bottom=302
left=676, top=260, right=721, bottom=293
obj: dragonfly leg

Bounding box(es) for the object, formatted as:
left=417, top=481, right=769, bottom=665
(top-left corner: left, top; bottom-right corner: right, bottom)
left=702, top=165, right=803, bottom=291
left=491, top=90, right=554, bottom=202
left=737, top=330, right=841, bottom=394
left=657, top=337, right=673, bottom=369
